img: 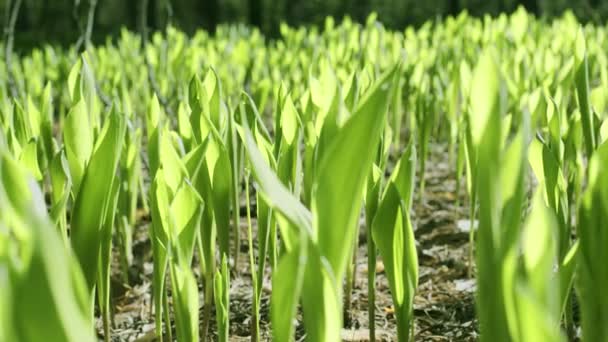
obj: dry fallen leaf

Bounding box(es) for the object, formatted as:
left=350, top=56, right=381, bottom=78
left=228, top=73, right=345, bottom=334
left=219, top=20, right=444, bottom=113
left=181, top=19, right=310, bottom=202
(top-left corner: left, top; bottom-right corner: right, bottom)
left=362, top=260, right=385, bottom=274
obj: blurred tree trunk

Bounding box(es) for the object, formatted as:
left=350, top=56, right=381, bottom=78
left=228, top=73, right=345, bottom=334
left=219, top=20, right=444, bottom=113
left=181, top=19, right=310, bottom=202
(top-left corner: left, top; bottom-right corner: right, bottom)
left=356, top=0, right=371, bottom=21
left=268, top=0, right=283, bottom=36
left=249, top=0, right=262, bottom=28
left=128, top=0, right=139, bottom=30
left=338, top=0, right=353, bottom=20
left=448, top=0, right=461, bottom=16
left=284, top=0, right=295, bottom=24
left=17, top=0, right=28, bottom=30
left=147, top=0, right=157, bottom=31
left=200, top=0, right=219, bottom=33
left=40, top=0, right=49, bottom=31
left=521, top=0, right=538, bottom=14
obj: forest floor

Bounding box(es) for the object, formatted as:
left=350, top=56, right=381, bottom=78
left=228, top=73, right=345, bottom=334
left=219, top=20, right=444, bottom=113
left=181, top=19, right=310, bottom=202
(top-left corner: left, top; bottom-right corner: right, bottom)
left=100, top=142, right=479, bottom=341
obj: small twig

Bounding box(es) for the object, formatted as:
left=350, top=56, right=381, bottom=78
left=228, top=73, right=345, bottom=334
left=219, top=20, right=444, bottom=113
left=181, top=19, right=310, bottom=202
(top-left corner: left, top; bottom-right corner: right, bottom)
left=73, top=0, right=111, bottom=108
left=582, top=0, right=601, bottom=24
left=140, top=0, right=174, bottom=117
left=4, top=0, right=22, bottom=99
left=83, top=0, right=111, bottom=108
left=83, top=0, right=98, bottom=50
left=72, top=0, right=85, bottom=52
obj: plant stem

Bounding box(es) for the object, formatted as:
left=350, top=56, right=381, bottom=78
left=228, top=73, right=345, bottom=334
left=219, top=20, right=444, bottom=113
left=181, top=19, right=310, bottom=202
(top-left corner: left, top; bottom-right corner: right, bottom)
left=269, top=217, right=277, bottom=269
left=59, top=213, right=69, bottom=246
left=119, top=218, right=132, bottom=285
left=367, top=223, right=376, bottom=341
left=163, top=287, right=172, bottom=342
left=245, top=172, right=260, bottom=342
left=103, top=302, right=111, bottom=342
left=409, top=309, right=415, bottom=341
left=344, top=233, right=357, bottom=326
left=201, top=272, right=214, bottom=342
left=232, top=178, right=241, bottom=274
left=4, top=0, right=22, bottom=99
left=83, top=0, right=98, bottom=49
left=467, top=202, right=476, bottom=278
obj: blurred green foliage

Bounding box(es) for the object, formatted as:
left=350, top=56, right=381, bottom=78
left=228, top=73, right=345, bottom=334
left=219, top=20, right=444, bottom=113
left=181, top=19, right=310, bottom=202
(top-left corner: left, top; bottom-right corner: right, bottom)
left=3, top=0, right=608, bottom=49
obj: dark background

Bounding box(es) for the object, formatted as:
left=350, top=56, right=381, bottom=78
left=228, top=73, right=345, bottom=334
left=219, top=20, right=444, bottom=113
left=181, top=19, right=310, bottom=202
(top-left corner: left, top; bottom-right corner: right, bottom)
left=4, top=0, right=608, bottom=49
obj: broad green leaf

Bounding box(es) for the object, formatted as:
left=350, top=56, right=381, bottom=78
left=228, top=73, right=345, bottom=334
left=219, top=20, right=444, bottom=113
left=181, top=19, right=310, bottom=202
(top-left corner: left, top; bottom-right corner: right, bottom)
left=71, top=108, right=126, bottom=291
left=148, top=170, right=172, bottom=338
left=39, top=83, right=56, bottom=163
left=0, top=153, right=94, bottom=342
left=171, top=262, right=200, bottom=342
left=67, top=59, right=83, bottom=104
left=372, top=184, right=418, bottom=341
left=559, top=241, right=578, bottom=318
left=513, top=192, right=564, bottom=342
left=80, top=55, right=101, bottom=133
left=271, top=235, right=306, bottom=342
left=213, top=256, right=229, bottom=342
left=178, top=102, right=193, bottom=150
left=19, top=139, right=42, bottom=181
left=159, top=129, right=188, bottom=194
left=600, top=119, right=608, bottom=144
left=208, top=139, right=233, bottom=258
left=473, top=49, right=511, bottom=342
left=300, top=244, right=341, bottom=342
left=577, top=141, right=608, bottom=342
left=312, top=64, right=398, bottom=282
left=574, top=40, right=597, bottom=156
left=389, top=140, right=416, bottom=211
left=239, top=122, right=313, bottom=245
left=63, top=100, right=93, bottom=193
left=469, top=50, right=500, bottom=146
left=170, top=182, right=203, bottom=263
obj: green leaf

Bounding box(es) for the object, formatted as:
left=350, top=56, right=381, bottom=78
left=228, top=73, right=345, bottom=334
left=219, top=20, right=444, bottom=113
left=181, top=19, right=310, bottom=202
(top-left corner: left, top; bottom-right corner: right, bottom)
left=270, top=234, right=306, bottom=342
left=63, top=100, right=93, bottom=194
left=312, top=64, right=399, bottom=282
left=208, top=138, right=233, bottom=258
left=158, top=128, right=188, bottom=194
left=512, top=192, right=564, bottom=342
left=19, top=139, right=42, bottom=181
left=171, top=262, right=200, bottom=342
left=300, top=243, right=341, bottom=342
left=472, top=49, right=512, bottom=342
left=71, top=108, right=126, bottom=291
left=469, top=50, right=501, bottom=147
left=389, top=139, right=417, bottom=211
left=170, top=182, right=203, bottom=263
left=372, top=184, right=418, bottom=341
left=599, top=119, right=608, bottom=144
left=40, top=83, right=56, bottom=163
left=559, top=241, right=578, bottom=318
left=574, top=37, right=597, bottom=156
left=213, top=256, right=229, bottom=342
left=67, top=59, right=83, bottom=104
left=577, top=141, right=608, bottom=342
left=148, top=170, right=171, bottom=338
left=239, top=121, right=313, bottom=247
left=0, top=153, right=94, bottom=342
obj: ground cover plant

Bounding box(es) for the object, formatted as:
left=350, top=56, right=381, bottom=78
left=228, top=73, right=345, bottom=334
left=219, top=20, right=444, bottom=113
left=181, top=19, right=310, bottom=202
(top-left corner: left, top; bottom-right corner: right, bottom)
left=2, top=5, right=608, bottom=342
